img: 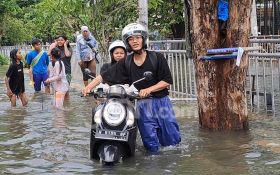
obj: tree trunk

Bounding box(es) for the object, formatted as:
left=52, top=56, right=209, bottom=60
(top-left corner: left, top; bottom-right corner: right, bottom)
left=190, top=0, right=251, bottom=130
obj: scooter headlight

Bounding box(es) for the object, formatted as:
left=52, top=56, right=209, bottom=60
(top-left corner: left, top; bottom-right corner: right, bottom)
left=103, top=101, right=126, bottom=126
left=126, top=109, right=135, bottom=127
left=94, top=108, right=102, bottom=124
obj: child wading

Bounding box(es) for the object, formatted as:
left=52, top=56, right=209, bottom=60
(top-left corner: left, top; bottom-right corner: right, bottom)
left=48, top=35, right=72, bottom=99
left=45, top=48, right=69, bottom=109
left=26, top=38, right=50, bottom=93
left=5, top=49, right=28, bottom=107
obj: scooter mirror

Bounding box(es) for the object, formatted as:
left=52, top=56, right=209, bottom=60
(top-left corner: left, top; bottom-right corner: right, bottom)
left=131, top=71, right=153, bottom=85
left=84, top=68, right=92, bottom=75
left=143, top=71, right=153, bottom=81
left=84, top=68, right=95, bottom=79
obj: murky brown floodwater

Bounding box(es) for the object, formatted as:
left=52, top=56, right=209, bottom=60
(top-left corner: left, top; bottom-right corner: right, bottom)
left=0, top=65, right=280, bottom=175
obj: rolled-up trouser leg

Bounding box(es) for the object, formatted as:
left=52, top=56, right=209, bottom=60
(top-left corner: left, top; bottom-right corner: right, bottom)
left=87, top=59, right=96, bottom=78
left=79, top=61, right=88, bottom=81
left=80, top=60, right=96, bottom=81
left=137, top=99, right=160, bottom=152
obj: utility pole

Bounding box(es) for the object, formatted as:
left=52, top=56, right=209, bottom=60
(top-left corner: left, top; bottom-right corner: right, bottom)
left=138, top=0, right=148, bottom=32
left=251, top=0, right=258, bottom=36
left=184, top=0, right=192, bottom=58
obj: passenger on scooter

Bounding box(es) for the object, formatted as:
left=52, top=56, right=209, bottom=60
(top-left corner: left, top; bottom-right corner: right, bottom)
left=100, top=40, right=127, bottom=85
left=83, top=23, right=181, bottom=153
left=101, top=40, right=126, bottom=73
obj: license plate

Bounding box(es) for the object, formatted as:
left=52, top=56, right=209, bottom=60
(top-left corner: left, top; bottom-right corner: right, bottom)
left=95, top=129, right=129, bottom=141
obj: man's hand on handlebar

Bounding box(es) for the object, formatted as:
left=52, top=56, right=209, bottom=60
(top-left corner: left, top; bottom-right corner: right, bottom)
left=139, top=88, right=152, bottom=98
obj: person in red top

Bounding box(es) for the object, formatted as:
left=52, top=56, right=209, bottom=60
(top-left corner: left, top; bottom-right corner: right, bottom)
left=5, top=49, right=28, bottom=107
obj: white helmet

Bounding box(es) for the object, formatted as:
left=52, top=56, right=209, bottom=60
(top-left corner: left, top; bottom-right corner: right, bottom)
left=108, top=40, right=126, bottom=59
left=122, top=23, right=148, bottom=51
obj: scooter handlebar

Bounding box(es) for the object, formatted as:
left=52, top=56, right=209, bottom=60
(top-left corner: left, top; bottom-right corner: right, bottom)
left=81, top=91, right=107, bottom=98
left=126, top=92, right=152, bottom=100
left=81, top=91, right=95, bottom=97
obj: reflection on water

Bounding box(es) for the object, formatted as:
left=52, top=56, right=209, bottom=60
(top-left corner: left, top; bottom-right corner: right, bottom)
left=0, top=66, right=280, bottom=175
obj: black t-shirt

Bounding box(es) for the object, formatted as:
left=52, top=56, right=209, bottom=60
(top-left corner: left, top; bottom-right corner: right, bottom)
left=100, top=63, right=116, bottom=86
left=6, top=62, right=25, bottom=95
left=100, top=63, right=111, bottom=75
left=101, top=51, right=173, bottom=97
left=58, top=46, right=72, bottom=74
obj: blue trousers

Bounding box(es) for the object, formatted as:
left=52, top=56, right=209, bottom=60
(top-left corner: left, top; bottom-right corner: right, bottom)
left=33, top=72, right=49, bottom=92
left=136, top=96, right=181, bottom=152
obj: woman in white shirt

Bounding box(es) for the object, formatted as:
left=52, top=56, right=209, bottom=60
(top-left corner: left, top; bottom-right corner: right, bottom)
left=45, top=47, right=69, bottom=109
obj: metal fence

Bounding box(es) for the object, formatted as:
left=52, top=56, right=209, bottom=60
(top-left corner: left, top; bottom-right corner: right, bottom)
left=1, top=39, right=280, bottom=112
left=149, top=40, right=188, bottom=51
left=155, top=50, right=196, bottom=101
left=256, top=0, right=280, bottom=35
left=247, top=39, right=280, bottom=113
left=148, top=39, right=280, bottom=113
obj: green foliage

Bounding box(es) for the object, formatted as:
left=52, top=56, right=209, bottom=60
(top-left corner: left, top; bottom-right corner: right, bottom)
left=89, top=0, right=138, bottom=51
left=0, top=54, right=9, bottom=65
left=148, top=0, right=185, bottom=38
left=0, top=0, right=33, bottom=45
left=1, top=15, right=32, bottom=45
left=16, top=0, right=42, bottom=8
left=0, top=0, right=185, bottom=47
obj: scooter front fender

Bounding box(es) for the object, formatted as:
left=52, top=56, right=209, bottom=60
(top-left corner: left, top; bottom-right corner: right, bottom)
left=97, top=142, right=124, bottom=164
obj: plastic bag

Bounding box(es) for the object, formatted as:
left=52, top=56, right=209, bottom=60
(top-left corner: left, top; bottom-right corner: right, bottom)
left=218, top=0, right=229, bottom=21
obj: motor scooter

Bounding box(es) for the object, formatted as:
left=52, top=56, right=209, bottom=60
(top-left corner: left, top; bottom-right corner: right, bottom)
left=84, top=69, right=153, bottom=164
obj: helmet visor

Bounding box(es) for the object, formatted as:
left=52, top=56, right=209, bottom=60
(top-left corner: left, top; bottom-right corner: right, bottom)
left=123, top=30, right=146, bottom=41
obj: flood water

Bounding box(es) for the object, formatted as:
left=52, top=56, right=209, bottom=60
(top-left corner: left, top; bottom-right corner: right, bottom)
left=0, top=65, right=280, bottom=175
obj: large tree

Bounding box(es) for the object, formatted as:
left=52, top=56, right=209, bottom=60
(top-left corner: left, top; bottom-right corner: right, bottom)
left=190, top=0, right=251, bottom=130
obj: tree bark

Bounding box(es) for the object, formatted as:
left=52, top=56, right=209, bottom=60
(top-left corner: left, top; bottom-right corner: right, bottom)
left=190, top=0, right=251, bottom=130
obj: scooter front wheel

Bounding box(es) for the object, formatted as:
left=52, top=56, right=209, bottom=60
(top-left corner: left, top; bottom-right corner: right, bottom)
left=97, top=142, right=124, bottom=164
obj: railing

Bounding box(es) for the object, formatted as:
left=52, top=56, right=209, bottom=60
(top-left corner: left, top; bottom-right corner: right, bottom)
left=1, top=39, right=280, bottom=113
left=247, top=53, right=280, bottom=112
left=250, top=38, right=280, bottom=53
left=149, top=40, right=188, bottom=51
left=154, top=50, right=196, bottom=100
left=250, top=35, right=280, bottom=39
left=248, top=39, right=280, bottom=112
